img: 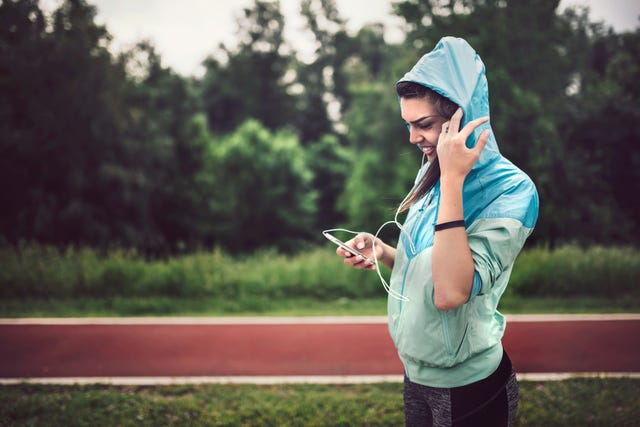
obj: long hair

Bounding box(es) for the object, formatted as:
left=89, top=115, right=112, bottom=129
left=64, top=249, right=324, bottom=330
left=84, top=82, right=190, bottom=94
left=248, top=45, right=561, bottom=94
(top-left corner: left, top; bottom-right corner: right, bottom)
left=396, top=81, right=458, bottom=213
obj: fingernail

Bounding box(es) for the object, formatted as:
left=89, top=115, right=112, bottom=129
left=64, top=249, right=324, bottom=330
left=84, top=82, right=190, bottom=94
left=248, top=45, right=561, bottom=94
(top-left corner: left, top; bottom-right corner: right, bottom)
left=356, top=242, right=365, bottom=249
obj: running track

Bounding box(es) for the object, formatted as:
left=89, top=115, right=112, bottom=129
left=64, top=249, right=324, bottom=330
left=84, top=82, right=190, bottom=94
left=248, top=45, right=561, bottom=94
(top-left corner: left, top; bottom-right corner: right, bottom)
left=1, top=314, right=639, bottom=383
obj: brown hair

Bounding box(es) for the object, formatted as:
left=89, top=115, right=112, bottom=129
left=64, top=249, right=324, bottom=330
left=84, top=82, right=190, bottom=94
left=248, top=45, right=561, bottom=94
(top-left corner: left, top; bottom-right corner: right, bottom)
left=396, top=81, right=458, bottom=212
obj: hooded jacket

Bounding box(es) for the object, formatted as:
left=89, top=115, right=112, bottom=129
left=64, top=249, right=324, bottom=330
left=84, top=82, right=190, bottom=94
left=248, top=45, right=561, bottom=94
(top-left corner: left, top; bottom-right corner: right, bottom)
left=387, top=37, right=539, bottom=388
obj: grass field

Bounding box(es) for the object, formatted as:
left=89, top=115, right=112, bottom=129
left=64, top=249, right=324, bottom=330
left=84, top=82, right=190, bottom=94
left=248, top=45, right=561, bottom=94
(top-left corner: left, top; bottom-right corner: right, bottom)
left=2, top=378, right=639, bottom=426
left=0, top=294, right=637, bottom=318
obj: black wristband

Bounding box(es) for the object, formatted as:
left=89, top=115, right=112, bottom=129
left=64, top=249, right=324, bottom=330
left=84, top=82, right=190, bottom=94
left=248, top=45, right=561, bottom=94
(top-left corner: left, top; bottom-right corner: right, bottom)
left=434, top=220, right=466, bottom=232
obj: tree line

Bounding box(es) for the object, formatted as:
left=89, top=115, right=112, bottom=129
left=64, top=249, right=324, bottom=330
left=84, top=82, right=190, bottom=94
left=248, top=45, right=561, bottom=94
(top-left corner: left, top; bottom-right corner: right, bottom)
left=1, top=0, right=638, bottom=255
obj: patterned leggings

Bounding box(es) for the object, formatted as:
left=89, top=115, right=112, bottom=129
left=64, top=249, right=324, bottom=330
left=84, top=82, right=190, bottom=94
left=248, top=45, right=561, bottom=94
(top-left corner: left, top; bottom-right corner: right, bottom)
left=403, top=351, right=519, bottom=426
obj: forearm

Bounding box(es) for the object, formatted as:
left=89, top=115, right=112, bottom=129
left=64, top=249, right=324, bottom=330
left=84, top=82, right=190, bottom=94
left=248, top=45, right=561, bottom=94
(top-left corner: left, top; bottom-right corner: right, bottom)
left=375, top=238, right=396, bottom=270
left=432, top=176, right=475, bottom=310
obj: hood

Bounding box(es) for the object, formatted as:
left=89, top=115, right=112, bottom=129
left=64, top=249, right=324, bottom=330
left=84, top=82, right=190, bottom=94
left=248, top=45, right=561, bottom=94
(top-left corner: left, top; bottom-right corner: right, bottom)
left=396, top=36, right=538, bottom=233
left=397, top=36, right=499, bottom=171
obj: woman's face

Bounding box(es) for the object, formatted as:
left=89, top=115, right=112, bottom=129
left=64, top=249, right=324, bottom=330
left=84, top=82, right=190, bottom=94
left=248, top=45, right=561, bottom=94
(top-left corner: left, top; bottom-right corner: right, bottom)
left=400, top=97, right=447, bottom=163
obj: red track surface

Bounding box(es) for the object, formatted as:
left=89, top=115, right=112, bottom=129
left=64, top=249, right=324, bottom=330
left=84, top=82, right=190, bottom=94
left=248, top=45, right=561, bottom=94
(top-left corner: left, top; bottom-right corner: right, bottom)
left=1, top=316, right=639, bottom=378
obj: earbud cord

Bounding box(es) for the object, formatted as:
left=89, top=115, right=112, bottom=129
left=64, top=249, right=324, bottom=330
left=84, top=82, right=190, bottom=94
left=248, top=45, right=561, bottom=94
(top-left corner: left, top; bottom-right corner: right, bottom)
left=371, top=153, right=426, bottom=301
left=328, top=154, right=427, bottom=302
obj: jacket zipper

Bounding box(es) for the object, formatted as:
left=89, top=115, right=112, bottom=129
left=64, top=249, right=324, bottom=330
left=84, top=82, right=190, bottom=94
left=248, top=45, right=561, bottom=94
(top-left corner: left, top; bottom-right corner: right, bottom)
left=395, top=186, right=437, bottom=332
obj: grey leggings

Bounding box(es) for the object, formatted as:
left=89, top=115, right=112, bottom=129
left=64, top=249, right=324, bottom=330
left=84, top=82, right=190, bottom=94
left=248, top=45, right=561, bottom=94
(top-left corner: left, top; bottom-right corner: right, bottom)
left=403, top=351, right=519, bottom=426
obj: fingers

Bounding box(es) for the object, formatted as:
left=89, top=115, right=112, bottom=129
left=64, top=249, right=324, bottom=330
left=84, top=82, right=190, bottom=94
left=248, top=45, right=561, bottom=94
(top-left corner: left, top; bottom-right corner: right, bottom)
left=474, top=129, right=490, bottom=155
left=440, top=122, right=449, bottom=137
left=342, top=250, right=374, bottom=269
left=457, top=116, right=489, bottom=141
left=439, top=110, right=490, bottom=159
left=447, top=108, right=463, bottom=134
left=437, top=110, right=490, bottom=178
left=344, top=256, right=375, bottom=270
left=441, top=108, right=489, bottom=140
left=338, top=233, right=377, bottom=270
left=353, top=234, right=368, bottom=251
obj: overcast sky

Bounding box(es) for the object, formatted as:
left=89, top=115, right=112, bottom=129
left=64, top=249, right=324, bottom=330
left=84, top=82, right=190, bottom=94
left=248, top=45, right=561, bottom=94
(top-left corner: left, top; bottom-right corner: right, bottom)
left=40, top=0, right=640, bottom=77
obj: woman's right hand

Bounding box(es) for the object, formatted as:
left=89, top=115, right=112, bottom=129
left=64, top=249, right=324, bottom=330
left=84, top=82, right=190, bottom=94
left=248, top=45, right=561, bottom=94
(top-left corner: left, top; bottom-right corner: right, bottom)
left=336, top=233, right=382, bottom=270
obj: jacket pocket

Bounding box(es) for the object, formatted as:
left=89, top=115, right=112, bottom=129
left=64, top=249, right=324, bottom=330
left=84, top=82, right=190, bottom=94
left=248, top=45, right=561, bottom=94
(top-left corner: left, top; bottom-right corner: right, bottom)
left=438, top=308, right=471, bottom=367
left=441, top=311, right=469, bottom=358
left=396, top=302, right=472, bottom=368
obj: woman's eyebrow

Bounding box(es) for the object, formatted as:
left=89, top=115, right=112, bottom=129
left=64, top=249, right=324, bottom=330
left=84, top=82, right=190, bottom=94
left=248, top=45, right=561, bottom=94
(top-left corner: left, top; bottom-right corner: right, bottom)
left=407, top=115, right=438, bottom=125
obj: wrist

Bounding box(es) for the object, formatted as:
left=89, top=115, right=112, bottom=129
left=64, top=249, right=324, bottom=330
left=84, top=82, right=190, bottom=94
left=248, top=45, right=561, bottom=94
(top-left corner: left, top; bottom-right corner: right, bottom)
left=374, top=239, right=394, bottom=268
left=374, top=238, right=387, bottom=259
left=437, top=176, right=464, bottom=223
left=439, top=174, right=465, bottom=188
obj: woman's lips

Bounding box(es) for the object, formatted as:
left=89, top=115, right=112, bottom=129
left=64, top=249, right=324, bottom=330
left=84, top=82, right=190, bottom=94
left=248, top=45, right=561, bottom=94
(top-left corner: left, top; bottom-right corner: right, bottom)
left=420, top=145, right=435, bottom=155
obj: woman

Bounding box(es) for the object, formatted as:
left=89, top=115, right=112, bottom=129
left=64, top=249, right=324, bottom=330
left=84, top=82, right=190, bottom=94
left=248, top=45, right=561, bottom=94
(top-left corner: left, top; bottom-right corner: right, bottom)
left=336, top=37, right=539, bottom=426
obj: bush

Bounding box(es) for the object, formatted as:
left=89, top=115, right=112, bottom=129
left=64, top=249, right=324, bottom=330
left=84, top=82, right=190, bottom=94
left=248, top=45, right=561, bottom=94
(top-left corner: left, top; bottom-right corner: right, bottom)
left=509, top=245, right=640, bottom=297
left=1, top=243, right=638, bottom=301
left=0, top=244, right=381, bottom=300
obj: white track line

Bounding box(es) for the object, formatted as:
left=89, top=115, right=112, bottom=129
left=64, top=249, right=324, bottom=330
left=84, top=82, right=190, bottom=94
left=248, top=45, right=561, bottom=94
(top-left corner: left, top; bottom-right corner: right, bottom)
left=1, top=372, right=639, bottom=386
left=1, top=313, right=639, bottom=325
left=0, top=316, right=387, bottom=325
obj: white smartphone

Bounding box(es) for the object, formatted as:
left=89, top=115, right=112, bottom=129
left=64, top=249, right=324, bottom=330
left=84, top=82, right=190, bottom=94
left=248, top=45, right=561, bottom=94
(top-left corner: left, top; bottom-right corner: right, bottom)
left=322, top=231, right=373, bottom=262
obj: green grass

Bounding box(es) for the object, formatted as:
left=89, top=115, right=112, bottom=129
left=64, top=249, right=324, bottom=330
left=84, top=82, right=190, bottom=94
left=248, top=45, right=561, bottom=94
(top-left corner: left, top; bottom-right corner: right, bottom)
left=0, top=295, right=638, bottom=318
left=1, top=378, right=639, bottom=426
left=0, top=296, right=388, bottom=317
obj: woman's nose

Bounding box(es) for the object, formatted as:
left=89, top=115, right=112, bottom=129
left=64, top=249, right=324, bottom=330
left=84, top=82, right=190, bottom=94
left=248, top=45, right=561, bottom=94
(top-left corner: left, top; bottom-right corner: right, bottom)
left=408, top=126, right=422, bottom=144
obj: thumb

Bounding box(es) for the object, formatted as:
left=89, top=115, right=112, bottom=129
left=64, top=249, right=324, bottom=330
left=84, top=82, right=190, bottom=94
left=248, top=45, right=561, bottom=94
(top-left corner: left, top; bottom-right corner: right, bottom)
left=355, top=232, right=373, bottom=249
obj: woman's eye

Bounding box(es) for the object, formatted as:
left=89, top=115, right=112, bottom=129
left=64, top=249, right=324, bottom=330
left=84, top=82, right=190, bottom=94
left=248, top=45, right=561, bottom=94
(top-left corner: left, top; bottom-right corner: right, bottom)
left=404, top=122, right=434, bottom=131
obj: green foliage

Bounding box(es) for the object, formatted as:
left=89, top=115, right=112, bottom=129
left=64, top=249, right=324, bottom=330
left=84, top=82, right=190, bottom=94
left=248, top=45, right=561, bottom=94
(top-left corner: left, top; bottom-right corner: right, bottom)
left=113, top=43, right=208, bottom=253
left=557, top=30, right=640, bottom=244
left=306, top=134, right=352, bottom=231
left=338, top=150, right=399, bottom=232
left=1, top=244, right=638, bottom=305
left=203, top=120, right=318, bottom=252
left=1, top=379, right=639, bottom=426
left=510, top=245, right=640, bottom=297
left=1, top=0, right=639, bottom=254
left=0, top=0, right=129, bottom=245
left=0, top=242, right=383, bottom=300
left=0, top=0, right=205, bottom=253
left=201, top=0, right=295, bottom=135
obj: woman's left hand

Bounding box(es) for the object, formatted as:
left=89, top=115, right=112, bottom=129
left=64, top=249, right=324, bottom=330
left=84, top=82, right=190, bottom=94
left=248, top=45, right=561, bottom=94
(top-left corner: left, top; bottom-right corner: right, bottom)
left=437, top=108, right=490, bottom=181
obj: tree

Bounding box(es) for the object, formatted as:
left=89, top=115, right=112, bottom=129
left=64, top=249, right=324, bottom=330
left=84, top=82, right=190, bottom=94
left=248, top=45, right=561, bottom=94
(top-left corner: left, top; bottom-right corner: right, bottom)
left=119, top=41, right=204, bottom=252
left=0, top=0, right=49, bottom=243
left=0, top=0, right=130, bottom=247
left=201, top=0, right=296, bottom=135
left=295, top=0, right=390, bottom=143
left=0, top=0, right=206, bottom=253
left=203, top=120, right=317, bottom=252
left=557, top=28, right=640, bottom=244
left=306, top=134, right=352, bottom=231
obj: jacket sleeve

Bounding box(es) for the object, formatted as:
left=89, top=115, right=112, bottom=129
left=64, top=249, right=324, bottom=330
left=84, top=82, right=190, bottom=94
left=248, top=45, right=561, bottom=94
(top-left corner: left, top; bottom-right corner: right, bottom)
left=466, top=217, right=533, bottom=297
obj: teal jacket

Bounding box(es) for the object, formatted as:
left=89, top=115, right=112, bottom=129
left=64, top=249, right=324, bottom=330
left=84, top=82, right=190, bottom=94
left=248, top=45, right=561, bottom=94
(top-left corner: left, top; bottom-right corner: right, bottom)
left=387, top=37, right=539, bottom=387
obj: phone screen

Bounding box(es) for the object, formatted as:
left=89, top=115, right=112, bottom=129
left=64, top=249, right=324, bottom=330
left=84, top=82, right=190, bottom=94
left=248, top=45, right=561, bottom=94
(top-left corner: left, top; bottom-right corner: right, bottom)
left=322, top=231, right=372, bottom=262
